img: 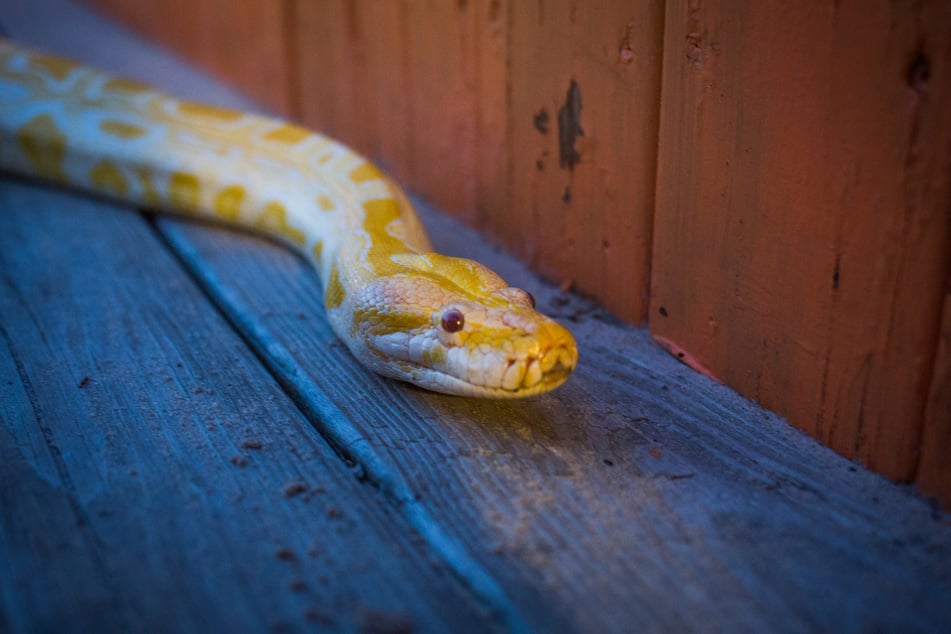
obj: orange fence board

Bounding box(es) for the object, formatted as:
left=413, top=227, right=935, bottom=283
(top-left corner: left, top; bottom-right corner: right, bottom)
left=651, top=0, right=951, bottom=481
left=84, top=0, right=291, bottom=114
left=504, top=0, right=663, bottom=322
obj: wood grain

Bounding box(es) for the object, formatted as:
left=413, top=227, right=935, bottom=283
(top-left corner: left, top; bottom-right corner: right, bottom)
left=650, top=0, right=951, bottom=482
left=82, top=0, right=292, bottom=114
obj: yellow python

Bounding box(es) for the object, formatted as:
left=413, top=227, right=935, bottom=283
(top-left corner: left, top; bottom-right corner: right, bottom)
left=0, top=40, right=577, bottom=397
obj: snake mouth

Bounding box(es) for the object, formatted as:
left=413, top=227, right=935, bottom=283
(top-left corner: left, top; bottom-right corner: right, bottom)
left=396, top=343, right=577, bottom=398
left=537, top=356, right=575, bottom=387
left=496, top=344, right=577, bottom=393
left=368, top=318, right=578, bottom=397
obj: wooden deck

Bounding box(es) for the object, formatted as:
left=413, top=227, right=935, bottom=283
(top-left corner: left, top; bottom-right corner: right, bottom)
left=2, top=2, right=950, bottom=632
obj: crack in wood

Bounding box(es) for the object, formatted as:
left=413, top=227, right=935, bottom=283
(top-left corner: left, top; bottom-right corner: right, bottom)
left=150, top=218, right=531, bottom=632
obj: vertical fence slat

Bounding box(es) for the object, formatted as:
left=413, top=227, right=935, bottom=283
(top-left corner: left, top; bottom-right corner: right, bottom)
left=651, top=0, right=951, bottom=481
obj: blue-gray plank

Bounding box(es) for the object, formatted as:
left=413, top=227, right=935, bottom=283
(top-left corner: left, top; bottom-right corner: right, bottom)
left=0, top=181, right=498, bottom=633
left=2, top=1, right=951, bottom=633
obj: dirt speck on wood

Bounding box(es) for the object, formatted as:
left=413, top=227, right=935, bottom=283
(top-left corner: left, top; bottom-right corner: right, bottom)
left=284, top=482, right=307, bottom=497
left=275, top=548, right=296, bottom=561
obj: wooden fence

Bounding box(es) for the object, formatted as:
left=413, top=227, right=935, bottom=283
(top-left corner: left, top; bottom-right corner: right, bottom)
left=83, top=0, right=950, bottom=506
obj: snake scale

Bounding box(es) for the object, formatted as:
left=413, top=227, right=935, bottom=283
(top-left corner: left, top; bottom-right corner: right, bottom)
left=0, top=39, right=577, bottom=397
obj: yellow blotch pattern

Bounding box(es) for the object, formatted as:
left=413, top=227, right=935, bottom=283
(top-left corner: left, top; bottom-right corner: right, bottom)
left=349, top=162, right=383, bottom=184
left=103, top=77, right=150, bottom=94
left=352, top=305, right=428, bottom=337
left=89, top=160, right=128, bottom=196
left=100, top=120, right=147, bottom=139
left=30, top=52, right=77, bottom=80
left=255, top=201, right=306, bottom=246
left=263, top=124, right=312, bottom=144
left=312, top=240, right=324, bottom=262
left=316, top=195, right=335, bottom=212
left=16, top=114, right=67, bottom=182
left=362, top=198, right=412, bottom=274
left=169, top=171, right=201, bottom=211
left=325, top=264, right=346, bottom=309
left=178, top=101, right=244, bottom=121
left=214, top=185, right=246, bottom=221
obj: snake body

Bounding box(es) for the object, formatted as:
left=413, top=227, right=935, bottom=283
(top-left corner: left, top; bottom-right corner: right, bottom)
left=0, top=40, right=577, bottom=397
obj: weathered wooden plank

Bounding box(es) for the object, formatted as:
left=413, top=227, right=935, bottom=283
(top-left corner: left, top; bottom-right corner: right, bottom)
left=155, top=220, right=529, bottom=632
left=505, top=0, right=663, bottom=322
left=0, top=338, right=127, bottom=633
left=0, top=180, right=498, bottom=633
left=82, top=0, right=291, bottom=115
left=5, top=2, right=951, bottom=632
left=650, top=0, right=951, bottom=483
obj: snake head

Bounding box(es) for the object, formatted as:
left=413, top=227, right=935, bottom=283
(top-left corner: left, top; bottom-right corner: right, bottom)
left=348, top=254, right=578, bottom=397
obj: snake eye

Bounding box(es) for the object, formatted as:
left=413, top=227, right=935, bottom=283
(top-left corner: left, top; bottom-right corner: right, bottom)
left=441, top=308, right=465, bottom=333
left=525, top=291, right=536, bottom=309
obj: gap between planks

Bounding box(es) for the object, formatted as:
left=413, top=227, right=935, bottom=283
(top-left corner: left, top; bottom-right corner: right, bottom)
left=150, top=216, right=532, bottom=633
